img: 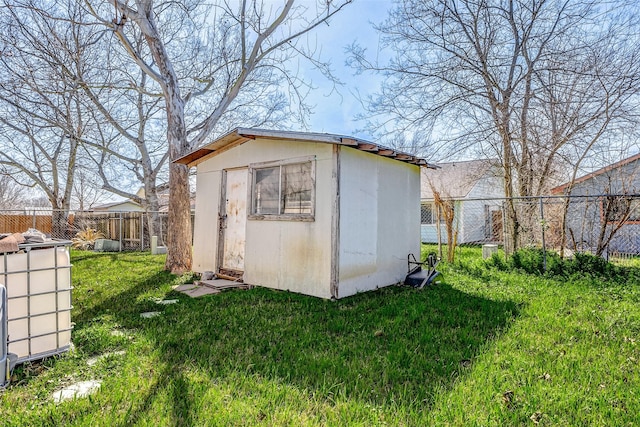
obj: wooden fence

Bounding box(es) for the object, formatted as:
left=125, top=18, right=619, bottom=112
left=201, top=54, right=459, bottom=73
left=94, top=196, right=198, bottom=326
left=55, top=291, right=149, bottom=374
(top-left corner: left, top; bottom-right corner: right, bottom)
left=70, top=212, right=154, bottom=250
left=0, top=214, right=52, bottom=235
left=1, top=210, right=194, bottom=251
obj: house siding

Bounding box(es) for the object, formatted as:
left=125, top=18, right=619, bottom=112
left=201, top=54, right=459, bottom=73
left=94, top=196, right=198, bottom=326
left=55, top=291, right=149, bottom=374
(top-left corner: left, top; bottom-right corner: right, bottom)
left=461, top=174, right=504, bottom=243
left=419, top=202, right=460, bottom=244
left=561, top=158, right=640, bottom=255
left=93, top=201, right=144, bottom=212
left=421, top=173, right=503, bottom=244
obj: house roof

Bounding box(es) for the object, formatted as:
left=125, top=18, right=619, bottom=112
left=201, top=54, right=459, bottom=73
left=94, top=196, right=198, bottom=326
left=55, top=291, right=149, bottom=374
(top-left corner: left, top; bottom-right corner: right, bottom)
left=156, top=189, right=196, bottom=212
left=421, top=159, right=500, bottom=199
left=174, top=128, right=434, bottom=168
left=92, top=200, right=142, bottom=211
left=551, top=152, right=640, bottom=194
left=93, top=188, right=196, bottom=212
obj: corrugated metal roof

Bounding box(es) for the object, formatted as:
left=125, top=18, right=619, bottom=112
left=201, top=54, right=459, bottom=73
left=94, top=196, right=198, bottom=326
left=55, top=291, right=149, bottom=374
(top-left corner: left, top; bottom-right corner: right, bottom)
left=174, top=128, right=434, bottom=168
left=421, top=159, right=500, bottom=199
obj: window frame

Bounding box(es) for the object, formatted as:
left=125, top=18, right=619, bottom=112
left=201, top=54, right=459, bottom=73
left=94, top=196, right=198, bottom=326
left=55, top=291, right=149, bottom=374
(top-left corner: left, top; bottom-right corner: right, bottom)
left=421, top=202, right=446, bottom=225
left=248, top=156, right=316, bottom=222
left=602, top=196, right=640, bottom=224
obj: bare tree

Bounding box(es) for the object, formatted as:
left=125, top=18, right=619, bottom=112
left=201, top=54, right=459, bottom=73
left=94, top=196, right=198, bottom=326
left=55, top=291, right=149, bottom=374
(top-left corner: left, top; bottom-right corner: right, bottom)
left=0, top=174, right=26, bottom=210
left=0, top=1, right=96, bottom=236
left=349, top=0, right=640, bottom=253
left=84, top=0, right=353, bottom=273
left=78, top=57, right=169, bottom=241
left=1, top=1, right=173, bottom=242
left=430, top=185, right=458, bottom=263
left=596, top=195, right=634, bottom=257
left=71, top=166, right=113, bottom=211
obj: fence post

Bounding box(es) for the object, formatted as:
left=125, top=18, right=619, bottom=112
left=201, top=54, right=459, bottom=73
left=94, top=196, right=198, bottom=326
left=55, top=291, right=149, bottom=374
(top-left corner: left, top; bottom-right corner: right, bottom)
left=140, top=212, right=144, bottom=251
left=119, top=212, right=123, bottom=252
left=502, top=201, right=509, bottom=259
left=539, top=197, right=547, bottom=271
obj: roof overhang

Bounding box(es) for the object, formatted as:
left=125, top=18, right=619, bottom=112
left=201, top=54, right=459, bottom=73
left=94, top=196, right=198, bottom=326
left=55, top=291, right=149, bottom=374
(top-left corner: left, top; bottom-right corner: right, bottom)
left=174, top=128, right=435, bottom=168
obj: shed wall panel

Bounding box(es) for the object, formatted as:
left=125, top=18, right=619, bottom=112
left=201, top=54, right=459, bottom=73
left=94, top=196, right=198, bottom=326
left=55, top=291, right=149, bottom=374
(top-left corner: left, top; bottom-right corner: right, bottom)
left=338, top=147, right=420, bottom=298
left=193, top=138, right=334, bottom=298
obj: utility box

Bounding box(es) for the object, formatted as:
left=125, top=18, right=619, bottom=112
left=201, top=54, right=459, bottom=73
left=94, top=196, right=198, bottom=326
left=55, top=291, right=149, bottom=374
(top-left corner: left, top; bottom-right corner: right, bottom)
left=150, top=236, right=167, bottom=255
left=1, top=241, right=73, bottom=363
left=94, top=238, right=121, bottom=252
left=482, top=244, right=499, bottom=259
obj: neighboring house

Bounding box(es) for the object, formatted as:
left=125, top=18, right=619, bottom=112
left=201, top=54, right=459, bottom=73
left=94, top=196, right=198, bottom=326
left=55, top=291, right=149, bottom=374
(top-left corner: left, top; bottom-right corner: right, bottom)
left=136, top=187, right=196, bottom=213
left=176, top=128, right=433, bottom=299
left=92, top=200, right=144, bottom=212
left=421, top=159, right=504, bottom=244
left=22, top=206, right=52, bottom=216
left=92, top=188, right=196, bottom=213
left=551, top=153, right=640, bottom=256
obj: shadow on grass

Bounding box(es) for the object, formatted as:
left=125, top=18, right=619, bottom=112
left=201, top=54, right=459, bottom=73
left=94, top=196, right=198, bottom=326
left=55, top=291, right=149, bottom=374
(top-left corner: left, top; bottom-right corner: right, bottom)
left=69, top=252, right=519, bottom=424
left=72, top=268, right=176, bottom=325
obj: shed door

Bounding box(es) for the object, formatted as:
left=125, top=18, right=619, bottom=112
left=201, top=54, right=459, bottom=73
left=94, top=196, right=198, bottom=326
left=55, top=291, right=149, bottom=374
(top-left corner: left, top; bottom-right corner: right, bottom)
left=220, top=168, right=247, bottom=273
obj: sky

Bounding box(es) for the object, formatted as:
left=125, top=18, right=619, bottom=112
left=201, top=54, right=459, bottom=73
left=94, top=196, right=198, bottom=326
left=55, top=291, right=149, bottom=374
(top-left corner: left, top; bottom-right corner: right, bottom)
left=295, top=0, right=393, bottom=140
left=28, top=1, right=395, bottom=207
left=302, top=0, right=640, bottom=172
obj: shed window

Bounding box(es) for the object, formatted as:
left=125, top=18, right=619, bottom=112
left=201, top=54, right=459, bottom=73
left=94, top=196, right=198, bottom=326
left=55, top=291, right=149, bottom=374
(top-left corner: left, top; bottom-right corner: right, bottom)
left=250, top=157, right=314, bottom=220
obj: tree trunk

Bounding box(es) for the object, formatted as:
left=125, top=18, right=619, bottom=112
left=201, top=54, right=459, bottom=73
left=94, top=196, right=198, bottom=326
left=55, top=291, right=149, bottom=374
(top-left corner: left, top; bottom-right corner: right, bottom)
left=166, top=162, right=191, bottom=273
left=51, top=204, right=69, bottom=240
left=501, top=137, right=519, bottom=255
left=132, top=4, right=192, bottom=273
left=163, top=91, right=191, bottom=273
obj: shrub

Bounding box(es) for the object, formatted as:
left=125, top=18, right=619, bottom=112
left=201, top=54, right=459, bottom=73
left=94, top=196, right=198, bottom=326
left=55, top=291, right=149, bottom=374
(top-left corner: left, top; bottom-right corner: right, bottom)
left=486, top=252, right=508, bottom=271
left=509, top=248, right=548, bottom=275
left=72, top=228, right=104, bottom=250
left=565, top=251, right=618, bottom=277
left=488, top=247, right=628, bottom=280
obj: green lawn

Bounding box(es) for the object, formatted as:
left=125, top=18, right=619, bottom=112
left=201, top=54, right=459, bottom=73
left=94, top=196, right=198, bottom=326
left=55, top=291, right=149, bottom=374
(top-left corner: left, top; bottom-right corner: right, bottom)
left=1, top=247, right=639, bottom=426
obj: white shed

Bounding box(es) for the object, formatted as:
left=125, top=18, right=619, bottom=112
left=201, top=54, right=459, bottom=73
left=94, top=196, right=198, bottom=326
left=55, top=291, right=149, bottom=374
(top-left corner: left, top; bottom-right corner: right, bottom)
left=176, top=128, right=430, bottom=299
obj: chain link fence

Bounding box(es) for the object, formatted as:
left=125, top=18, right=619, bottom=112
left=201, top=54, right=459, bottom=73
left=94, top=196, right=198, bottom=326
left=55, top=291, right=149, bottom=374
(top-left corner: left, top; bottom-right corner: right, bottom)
left=421, top=194, right=640, bottom=263
left=2, top=195, right=638, bottom=261
left=0, top=210, right=194, bottom=252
